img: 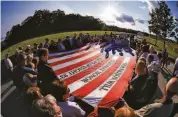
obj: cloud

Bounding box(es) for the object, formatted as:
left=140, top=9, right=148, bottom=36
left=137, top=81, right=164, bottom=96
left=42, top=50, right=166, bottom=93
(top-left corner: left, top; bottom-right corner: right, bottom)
left=140, top=0, right=159, bottom=12
left=135, top=19, right=146, bottom=24
left=114, top=13, right=135, bottom=25
left=139, top=6, right=147, bottom=9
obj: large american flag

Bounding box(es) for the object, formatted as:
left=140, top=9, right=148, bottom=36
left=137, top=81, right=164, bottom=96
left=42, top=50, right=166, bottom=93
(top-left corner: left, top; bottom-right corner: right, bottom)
left=48, top=42, right=136, bottom=107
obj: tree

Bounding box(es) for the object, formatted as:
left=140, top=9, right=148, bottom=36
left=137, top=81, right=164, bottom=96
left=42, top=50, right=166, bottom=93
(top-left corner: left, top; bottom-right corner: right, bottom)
left=148, top=8, right=161, bottom=45
left=158, top=1, right=174, bottom=48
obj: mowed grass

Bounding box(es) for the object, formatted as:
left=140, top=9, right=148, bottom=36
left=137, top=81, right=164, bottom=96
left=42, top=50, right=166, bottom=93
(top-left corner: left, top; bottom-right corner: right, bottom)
left=141, top=36, right=178, bottom=58
left=1, top=31, right=120, bottom=60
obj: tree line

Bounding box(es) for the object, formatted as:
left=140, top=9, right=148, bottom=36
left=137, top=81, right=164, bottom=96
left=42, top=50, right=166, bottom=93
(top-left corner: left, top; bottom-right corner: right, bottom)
left=3, top=9, right=144, bottom=50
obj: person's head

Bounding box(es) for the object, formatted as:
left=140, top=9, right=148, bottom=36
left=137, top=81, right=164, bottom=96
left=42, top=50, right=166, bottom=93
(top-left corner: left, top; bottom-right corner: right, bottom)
left=32, top=58, right=39, bottom=69
left=25, top=47, right=31, bottom=54
left=19, top=46, right=23, bottom=50
left=135, top=60, right=146, bottom=75
left=26, top=62, right=35, bottom=70
left=147, top=54, right=154, bottom=64
left=58, top=38, right=61, bottom=42
left=115, top=106, right=137, bottom=117
left=157, top=52, right=162, bottom=61
left=149, top=45, right=155, bottom=53
left=34, top=43, right=38, bottom=47
left=139, top=57, right=146, bottom=64
left=17, top=52, right=27, bottom=65
left=23, top=73, right=38, bottom=87
left=45, top=38, right=49, bottom=42
left=97, top=107, right=115, bottom=117
left=38, top=48, right=49, bottom=62
left=34, top=94, right=62, bottom=117
left=142, top=45, right=148, bottom=53
left=26, top=87, right=43, bottom=102
left=50, top=80, right=69, bottom=101
left=27, top=54, right=33, bottom=63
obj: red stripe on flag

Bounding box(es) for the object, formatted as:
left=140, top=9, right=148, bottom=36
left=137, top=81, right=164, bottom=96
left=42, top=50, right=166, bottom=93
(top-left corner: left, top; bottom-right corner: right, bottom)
left=71, top=56, right=124, bottom=98
left=50, top=48, right=99, bottom=67
left=98, top=58, right=136, bottom=107
left=53, top=53, right=102, bottom=75
left=64, top=56, right=112, bottom=85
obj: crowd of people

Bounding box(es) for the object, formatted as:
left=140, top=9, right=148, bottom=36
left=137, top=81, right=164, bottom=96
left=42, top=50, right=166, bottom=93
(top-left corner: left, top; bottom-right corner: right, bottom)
left=3, top=32, right=178, bottom=117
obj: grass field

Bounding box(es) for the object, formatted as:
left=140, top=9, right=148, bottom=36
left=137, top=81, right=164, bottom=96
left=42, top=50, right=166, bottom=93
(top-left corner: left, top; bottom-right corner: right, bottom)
left=140, top=36, right=178, bottom=58
left=1, top=31, right=120, bottom=60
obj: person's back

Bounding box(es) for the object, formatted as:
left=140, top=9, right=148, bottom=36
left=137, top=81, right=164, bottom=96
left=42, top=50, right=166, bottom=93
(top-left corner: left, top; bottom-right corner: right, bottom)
left=37, top=57, right=57, bottom=84
left=135, top=100, right=173, bottom=117
left=130, top=60, right=148, bottom=94
left=135, top=77, right=178, bottom=117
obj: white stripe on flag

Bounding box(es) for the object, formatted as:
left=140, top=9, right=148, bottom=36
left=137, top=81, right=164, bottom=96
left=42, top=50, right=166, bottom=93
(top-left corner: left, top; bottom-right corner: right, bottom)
left=49, top=43, right=92, bottom=57
left=52, top=50, right=100, bottom=71
left=57, top=55, right=105, bottom=80
left=82, top=57, right=130, bottom=107
left=48, top=44, right=101, bottom=63
left=49, top=42, right=106, bottom=57
left=69, top=56, right=119, bottom=93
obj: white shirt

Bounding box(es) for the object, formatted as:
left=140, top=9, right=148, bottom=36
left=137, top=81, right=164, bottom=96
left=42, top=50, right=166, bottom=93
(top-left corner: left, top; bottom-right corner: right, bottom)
left=4, top=58, right=13, bottom=70
left=69, top=38, right=73, bottom=47
left=57, top=101, right=85, bottom=117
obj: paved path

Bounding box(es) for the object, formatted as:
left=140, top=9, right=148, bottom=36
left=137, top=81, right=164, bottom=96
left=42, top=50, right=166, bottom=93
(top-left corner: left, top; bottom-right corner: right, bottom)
left=1, top=62, right=178, bottom=117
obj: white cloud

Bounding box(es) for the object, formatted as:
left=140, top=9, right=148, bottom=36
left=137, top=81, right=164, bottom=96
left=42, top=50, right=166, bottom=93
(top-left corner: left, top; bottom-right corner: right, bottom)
left=139, top=0, right=159, bottom=12
left=139, top=5, right=147, bottom=9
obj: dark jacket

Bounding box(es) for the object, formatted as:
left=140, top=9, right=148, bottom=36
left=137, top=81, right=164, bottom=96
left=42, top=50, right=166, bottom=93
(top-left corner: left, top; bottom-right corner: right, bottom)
left=12, top=65, right=37, bottom=91
left=37, top=60, right=58, bottom=84
left=130, top=74, right=148, bottom=95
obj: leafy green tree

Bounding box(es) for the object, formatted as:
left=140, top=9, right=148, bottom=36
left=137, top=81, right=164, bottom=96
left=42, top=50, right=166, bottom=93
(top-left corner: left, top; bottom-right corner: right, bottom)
left=158, top=1, right=174, bottom=48
left=148, top=8, right=161, bottom=45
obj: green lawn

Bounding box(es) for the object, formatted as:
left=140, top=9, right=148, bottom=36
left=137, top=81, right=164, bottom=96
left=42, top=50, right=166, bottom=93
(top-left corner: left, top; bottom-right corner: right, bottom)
left=1, top=31, right=120, bottom=60
left=142, top=36, right=178, bottom=58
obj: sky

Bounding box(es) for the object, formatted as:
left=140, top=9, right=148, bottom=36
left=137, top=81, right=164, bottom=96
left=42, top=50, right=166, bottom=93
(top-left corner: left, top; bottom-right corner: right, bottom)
left=1, top=1, right=178, bottom=39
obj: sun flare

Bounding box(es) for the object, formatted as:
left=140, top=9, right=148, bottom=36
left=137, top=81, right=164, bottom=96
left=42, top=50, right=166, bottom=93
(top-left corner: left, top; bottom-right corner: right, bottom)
left=100, top=4, right=118, bottom=23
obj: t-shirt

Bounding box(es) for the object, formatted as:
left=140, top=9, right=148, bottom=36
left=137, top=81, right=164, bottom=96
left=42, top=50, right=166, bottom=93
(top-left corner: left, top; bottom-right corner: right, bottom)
left=135, top=100, right=174, bottom=117
left=57, top=101, right=85, bottom=117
